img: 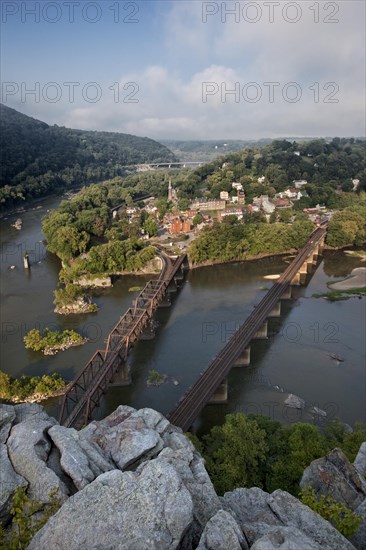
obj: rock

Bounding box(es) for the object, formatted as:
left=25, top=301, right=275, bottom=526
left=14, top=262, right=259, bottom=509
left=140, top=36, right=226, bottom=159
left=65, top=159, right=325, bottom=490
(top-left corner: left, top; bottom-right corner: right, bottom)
left=0, top=404, right=15, bottom=444
left=222, top=487, right=279, bottom=529
left=13, top=403, right=51, bottom=424
left=250, top=526, right=322, bottom=549
left=223, top=487, right=355, bottom=549
left=77, top=276, right=112, bottom=288
left=284, top=394, right=305, bottom=409
left=7, top=419, right=69, bottom=504
left=48, top=425, right=115, bottom=490
left=354, top=442, right=366, bottom=476
left=28, top=459, right=194, bottom=550
left=197, top=510, right=248, bottom=550
left=268, top=489, right=355, bottom=549
left=81, top=408, right=164, bottom=470
left=0, top=443, right=28, bottom=525
left=300, top=448, right=366, bottom=511
left=157, top=446, right=221, bottom=532
left=350, top=498, right=366, bottom=550
left=309, top=406, right=327, bottom=419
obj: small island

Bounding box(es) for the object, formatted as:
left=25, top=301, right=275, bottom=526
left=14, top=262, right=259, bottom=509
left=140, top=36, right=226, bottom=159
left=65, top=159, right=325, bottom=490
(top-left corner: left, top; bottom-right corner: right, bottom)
left=313, top=267, right=366, bottom=301
left=54, top=284, right=98, bottom=315
left=24, top=328, right=86, bottom=355
left=0, top=370, right=66, bottom=403
left=147, top=369, right=167, bottom=387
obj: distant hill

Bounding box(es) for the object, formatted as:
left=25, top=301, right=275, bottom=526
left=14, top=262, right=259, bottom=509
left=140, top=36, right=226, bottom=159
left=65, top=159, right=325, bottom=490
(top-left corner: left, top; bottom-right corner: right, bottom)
left=0, top=104, right=176, bottom=208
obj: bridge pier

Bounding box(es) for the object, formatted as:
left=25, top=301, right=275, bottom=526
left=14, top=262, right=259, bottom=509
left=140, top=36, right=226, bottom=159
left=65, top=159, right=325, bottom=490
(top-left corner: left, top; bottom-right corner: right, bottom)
left=140, top=321, right=156, bottom=340
left=269, top=302, right=281, bottom=317
left=110, top=362, right=130, bottom=386
left=254, top=321, right=268, bottom=339
left=167, top=280, right=178, bottom=293
left=233, top=347, right=251, bottom=367
left=158, top=295, right=171, bottom=308
left=281, top=287, right=292, bottom=299
left=208, top=379, right=228, bottom=404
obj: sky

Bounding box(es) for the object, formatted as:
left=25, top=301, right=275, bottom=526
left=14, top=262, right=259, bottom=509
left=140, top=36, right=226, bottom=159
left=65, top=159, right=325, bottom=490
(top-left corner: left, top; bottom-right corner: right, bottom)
left=1, top=0, right=365, bottom=140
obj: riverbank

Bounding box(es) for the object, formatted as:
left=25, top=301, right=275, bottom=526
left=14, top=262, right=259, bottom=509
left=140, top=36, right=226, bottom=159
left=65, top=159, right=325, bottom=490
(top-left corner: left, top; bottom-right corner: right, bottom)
left=188, top=249, right=298, bottom=270
left=0, top=371, right=69, bottom=404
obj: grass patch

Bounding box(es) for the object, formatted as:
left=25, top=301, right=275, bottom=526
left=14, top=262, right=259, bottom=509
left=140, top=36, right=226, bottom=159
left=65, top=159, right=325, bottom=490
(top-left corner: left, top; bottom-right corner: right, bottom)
left=128, top=286, right=144, bottom=292
left=313, top=287, right=366, bottom=301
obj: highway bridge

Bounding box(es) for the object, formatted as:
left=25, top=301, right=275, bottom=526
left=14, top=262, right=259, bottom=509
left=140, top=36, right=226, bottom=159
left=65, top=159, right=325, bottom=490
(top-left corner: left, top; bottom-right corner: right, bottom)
left=136, top=161, right=205, bottom=171
left=59, top=250, right=188, bottom=428
left=168, top=225, right=327, bottom=431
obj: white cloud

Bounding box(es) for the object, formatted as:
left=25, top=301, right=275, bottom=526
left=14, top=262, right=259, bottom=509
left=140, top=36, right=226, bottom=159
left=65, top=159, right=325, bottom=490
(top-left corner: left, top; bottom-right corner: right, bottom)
left=7, top=1, right=365, bottom=140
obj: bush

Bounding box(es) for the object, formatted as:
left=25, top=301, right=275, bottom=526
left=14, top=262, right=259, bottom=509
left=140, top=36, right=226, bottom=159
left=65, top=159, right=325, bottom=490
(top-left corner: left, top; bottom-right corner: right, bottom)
left=300, top=488, right=362, bottom=537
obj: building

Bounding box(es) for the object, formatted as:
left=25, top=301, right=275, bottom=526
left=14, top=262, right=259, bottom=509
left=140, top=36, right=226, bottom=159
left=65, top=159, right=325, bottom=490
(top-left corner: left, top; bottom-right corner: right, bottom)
left=220, top=190, right=229, bottom=200
left=237, top=191, right=246, bottom=204
left=258, top=176, right=266, bottom=184
left=232, top=182, right=243, bottom=191
left=190, top=199, right=226, bottom=211
left=170, top=218, right=192, bottom=235
left=270, top=197, right=292, bottom=209
left=217, top=208, right=243, bottom=222
left=293, top=180, right=308, bottom=189
left=261, top=197, right=275, bottom=214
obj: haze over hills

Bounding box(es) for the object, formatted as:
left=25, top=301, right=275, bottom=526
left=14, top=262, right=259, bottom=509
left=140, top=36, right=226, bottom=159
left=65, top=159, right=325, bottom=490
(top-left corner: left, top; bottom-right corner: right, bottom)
left=0, top=104, right=176, bottom=209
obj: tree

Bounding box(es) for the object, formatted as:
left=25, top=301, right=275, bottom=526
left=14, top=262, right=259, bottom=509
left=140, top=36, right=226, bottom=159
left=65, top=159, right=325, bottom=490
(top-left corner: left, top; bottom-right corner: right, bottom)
left=143, top=215, right=158, bottom=237
left=192, top=213, right=204, bottom=226
left=202, top=413, right=268, bottom=494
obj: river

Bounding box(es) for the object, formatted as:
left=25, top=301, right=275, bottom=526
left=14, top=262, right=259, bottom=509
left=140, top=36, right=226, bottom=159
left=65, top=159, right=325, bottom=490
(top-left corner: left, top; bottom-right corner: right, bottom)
left=1, top=194, right=365, bottom=433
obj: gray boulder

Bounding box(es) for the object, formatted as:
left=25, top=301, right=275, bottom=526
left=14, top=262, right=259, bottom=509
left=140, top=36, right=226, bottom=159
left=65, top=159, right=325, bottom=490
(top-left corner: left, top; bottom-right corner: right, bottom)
left=250, top=526, right=322, bottom=549
left=284, top=394, right=305, bottom=409
left=354, top=442, right=366, bottom=476
left=196, top=509, right=248, bottom=550
left=13, top=403, right=51, bottom=424
left=350, top=498, right=366, bottom=550
left=28, top=458, right=194, bottom=550
left=157, top=446, right=221, bottom=530
left=0, top=443, right=27, bottom=525
left=80, top=406, right=164, bottom=470
left=268, top=489, right=355, bottom=549
left=7, top=419, right=69, bottom=504
left=223, top=487, right=355, bottom=549
left=48, top=425, right=115, bottom=490
left=0, top=404, right=15, bottom=443
left=300, top=447, right=366, bottom=510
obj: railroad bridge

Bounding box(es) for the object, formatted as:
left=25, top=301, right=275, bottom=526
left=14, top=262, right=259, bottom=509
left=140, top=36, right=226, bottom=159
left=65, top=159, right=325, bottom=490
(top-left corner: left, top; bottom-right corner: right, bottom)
left=168, top=225, right=327, bottom=431
left=59, top=251, right=188, bottom=428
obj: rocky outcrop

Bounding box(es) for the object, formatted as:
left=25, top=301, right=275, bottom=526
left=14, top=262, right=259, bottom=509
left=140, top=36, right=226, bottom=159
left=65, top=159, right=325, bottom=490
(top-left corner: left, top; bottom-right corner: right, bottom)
left=300, top=447, right=366, bottom=511
left=354, top=442, right=366, bottom=476
left=1, top=403, right=364, bottom=549
left=222, top=487, right=355, bottom=549
left=0, top=443, right=27, bottom=524
left=77, top=276, right=112, bottom=288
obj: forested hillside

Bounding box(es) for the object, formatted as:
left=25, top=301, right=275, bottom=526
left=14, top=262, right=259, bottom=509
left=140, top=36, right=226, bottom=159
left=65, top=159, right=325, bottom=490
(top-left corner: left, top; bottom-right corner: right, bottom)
left=175, top=137, right=366, bottom=206
left=0, top=104, right=176, bottom=208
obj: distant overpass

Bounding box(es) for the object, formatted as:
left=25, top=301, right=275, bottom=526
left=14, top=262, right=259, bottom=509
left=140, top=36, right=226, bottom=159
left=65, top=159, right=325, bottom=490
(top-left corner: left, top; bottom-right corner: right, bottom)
left=136, top=161, right=205, bottom=171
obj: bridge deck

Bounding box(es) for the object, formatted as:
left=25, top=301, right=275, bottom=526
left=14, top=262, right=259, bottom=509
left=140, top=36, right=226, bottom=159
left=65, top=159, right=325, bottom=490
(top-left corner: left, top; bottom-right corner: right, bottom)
left=168, top=226, right=327, bottom=431
left=59, top=251, right=187, bottom=427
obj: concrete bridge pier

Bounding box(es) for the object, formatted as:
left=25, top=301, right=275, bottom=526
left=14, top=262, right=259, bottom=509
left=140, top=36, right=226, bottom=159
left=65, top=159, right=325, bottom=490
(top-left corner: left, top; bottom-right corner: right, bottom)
left=167, top=280, right=178, bottom=293
left=233, top=347, right=251, bottom=367
left=254, top=321, right=268, bottom=339
left=110, top=362, right=130, bottom=386
left=269, top=302, right=281, bottom=317
left=158, top=295, right=171, bottom=308
left=140, top=321, right=156, bottom=340
left=208, top=379, right=228, bottom=404
left=281, top=287, right=292, bottom=300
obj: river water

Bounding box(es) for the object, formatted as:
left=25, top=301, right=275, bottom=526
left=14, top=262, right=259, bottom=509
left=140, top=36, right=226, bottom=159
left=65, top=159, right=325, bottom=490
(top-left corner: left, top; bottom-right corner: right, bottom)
left=1, top=194, right=365, bottom=433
